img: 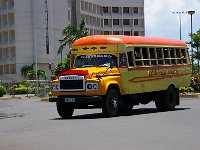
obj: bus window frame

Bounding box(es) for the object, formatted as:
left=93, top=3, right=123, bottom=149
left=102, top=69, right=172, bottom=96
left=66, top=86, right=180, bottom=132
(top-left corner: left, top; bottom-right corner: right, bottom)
left=125, top=46, right=189, bottom=69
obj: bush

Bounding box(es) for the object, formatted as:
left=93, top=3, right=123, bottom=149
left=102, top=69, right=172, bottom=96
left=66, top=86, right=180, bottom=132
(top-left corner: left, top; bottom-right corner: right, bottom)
left=14, top=87, right=31, bottom=94
left=179, top=87, right=194, bottom=93
left=0, top=85, right=7, bottom=97
left=191, top=75, right=200, bottom=92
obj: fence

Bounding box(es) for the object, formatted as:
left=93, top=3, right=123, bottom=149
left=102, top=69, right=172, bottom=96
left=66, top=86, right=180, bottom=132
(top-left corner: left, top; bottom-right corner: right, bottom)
left=0, top=80, right=51, bottom=97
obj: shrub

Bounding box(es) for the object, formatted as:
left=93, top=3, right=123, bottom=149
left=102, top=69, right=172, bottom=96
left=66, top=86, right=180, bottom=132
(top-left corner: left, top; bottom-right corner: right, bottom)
left=191, top=75, right=200, bottom=92
left=0, top=85, right=7, bottom=97
left=14, top=87, right=30, bottom=94
left=179, top=87, right=194, bottom=93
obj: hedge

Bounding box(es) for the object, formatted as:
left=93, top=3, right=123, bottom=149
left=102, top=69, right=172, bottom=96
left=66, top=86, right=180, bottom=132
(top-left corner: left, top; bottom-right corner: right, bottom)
left=0, top=85, right=7, bottom=97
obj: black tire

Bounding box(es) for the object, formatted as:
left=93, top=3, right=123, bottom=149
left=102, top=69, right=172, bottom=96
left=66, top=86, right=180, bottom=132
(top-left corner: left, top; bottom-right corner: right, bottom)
left=56, top=102, right=74, bottom=119
left=102, top=88, right=120, bottom=117
left=155, top=86, right=177, bottom=112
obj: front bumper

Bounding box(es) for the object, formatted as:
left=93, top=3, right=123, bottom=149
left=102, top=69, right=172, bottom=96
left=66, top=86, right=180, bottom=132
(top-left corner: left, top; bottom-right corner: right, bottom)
left=49, top=96, right=102, bottom=104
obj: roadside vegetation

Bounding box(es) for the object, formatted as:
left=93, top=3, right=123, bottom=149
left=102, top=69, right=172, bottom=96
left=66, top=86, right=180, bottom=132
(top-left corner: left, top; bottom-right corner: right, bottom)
left=180, top=28, right=200, bottom=94
left=0, top=85, right=6, bottom=97
left=55, top=18, right=89, bottom=73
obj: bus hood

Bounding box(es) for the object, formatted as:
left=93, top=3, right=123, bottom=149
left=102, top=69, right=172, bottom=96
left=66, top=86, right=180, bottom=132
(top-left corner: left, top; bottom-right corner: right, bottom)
left=55, top=67, right=120, bottom=79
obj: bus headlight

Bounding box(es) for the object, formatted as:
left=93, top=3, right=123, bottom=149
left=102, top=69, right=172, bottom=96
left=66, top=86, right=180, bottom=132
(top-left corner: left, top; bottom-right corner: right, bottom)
left=86, top=83, right=98, bottom=91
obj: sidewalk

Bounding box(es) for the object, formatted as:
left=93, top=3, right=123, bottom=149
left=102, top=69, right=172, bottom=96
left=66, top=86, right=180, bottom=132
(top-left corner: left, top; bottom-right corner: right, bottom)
left=0, top=94, right=37, bottom=100
left=180, top=92, right=200, bottom=98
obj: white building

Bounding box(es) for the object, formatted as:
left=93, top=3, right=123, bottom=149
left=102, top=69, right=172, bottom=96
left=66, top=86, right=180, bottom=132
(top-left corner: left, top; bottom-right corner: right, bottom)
left=73, top=0, right=145, bottom=36
left=0, top=0, right=144, bottom=81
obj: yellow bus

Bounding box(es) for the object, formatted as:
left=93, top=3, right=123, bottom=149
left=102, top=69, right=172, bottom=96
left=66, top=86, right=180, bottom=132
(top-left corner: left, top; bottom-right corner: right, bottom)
left=50, top=35, right=191, bottom=118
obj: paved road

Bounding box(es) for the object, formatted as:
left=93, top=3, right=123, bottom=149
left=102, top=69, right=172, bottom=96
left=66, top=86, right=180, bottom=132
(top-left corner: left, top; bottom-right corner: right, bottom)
left=0, top=98, right=200, bottom=150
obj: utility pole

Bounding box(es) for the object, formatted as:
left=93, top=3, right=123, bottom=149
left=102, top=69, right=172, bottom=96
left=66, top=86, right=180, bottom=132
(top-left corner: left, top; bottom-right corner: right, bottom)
left=45, top=0, right=49, bottom=54
left=172, top=11, right=187, bottom=40
left=188, top=11, right=195, bottom=74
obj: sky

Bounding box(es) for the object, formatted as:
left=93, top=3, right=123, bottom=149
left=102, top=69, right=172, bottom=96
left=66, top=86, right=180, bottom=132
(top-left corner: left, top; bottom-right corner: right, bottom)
left=144, top=0, right=200, bottom=43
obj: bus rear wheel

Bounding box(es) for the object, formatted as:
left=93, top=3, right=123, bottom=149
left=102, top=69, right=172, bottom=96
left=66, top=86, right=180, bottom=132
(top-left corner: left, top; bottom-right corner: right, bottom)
left=56, top=102, right=74, bottom=119
left=155, top=86, right=177, bottom=112
left=102, top=88, right=120, bottom=117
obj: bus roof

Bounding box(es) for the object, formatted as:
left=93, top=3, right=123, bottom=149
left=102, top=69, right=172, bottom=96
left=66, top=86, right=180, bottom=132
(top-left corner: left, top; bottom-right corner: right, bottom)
left=72, top=35, right=187, bottom=47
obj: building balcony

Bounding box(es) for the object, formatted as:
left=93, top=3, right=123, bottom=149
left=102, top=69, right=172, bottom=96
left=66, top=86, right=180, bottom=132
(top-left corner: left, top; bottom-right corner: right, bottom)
left=8, top=23, right=15, bottom=30
left=1, top=24, right=8, bottom=31
left=0, top=57, right=3, bottom=64
left=9, top=55, right=16, bottom=64
left=112, top=13, right=123, bottom=19
left=112, top=25, right=123, bottom=30
left=0, top=6, right=7, bottom=13
left=134, top=25, right=144, bottom=31
left=1, top=41, right=9, bottom=48
left=123, top=25, right=133, bottom=30
left=122, top=13, right=134, bottom=19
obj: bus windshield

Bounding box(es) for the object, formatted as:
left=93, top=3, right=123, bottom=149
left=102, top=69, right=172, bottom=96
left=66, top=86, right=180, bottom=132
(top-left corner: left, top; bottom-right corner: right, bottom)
left=74, top=54, right=117, bottom=68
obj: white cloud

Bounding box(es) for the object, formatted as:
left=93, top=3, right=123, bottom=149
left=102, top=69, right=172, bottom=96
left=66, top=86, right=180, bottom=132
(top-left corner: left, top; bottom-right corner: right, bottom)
left=145, top=0, right=200, bottom=42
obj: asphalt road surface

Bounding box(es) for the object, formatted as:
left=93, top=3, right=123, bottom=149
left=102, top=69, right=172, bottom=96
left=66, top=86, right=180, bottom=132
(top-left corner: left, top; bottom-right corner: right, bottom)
left=0, top=97, right=200, bottom=150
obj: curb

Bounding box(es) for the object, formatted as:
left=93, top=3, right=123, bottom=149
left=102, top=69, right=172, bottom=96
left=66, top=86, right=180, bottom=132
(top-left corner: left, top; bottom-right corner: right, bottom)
left=180, top=93, right=199, bottom=99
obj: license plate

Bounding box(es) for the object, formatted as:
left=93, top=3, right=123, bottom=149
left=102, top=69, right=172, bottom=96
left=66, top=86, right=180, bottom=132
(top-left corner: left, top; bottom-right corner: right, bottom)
left=64, top=98, right=75, bottom=102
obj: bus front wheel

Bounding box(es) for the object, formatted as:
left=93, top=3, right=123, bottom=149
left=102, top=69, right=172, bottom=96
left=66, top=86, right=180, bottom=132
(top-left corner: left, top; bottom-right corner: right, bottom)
left=56, top=102, right=74, bottom=119
left=155, top=86, right=177, bottom=112
left=102, top=88, right=120, bottom=117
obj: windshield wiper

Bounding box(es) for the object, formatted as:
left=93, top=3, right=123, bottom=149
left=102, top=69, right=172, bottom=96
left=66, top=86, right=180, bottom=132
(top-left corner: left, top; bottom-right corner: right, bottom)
left=98, top=64, right=110, bottom=67
left=82, top=65, right=95, bottom=68
left=101, top=63, right=114, bottom=77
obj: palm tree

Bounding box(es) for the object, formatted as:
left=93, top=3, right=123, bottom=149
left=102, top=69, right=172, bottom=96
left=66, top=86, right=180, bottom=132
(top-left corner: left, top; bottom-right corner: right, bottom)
left=57, top=18, right=89, bottom=55
left=21, top=64, right=47, bottom=80
left=21, top=64, right=34, bottom=78
left=27, top=68, right=47, bottom=80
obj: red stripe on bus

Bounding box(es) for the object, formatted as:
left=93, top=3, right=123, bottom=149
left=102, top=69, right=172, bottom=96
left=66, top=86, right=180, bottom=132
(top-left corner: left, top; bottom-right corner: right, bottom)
left=129, top=73, right=191, bottom=83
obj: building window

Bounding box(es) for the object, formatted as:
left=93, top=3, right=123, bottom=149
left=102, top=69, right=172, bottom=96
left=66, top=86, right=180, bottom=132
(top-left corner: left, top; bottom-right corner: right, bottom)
left=113, top=19, right=119, bottom=25
left=134, top=31, right=139, bottom=36
left=124, top=31, right=131, bottom=36
left=112, top=7, right=119, bottom=13
left=123, top=19, right=130, bottom=25
left=134, top=19, right=138, bottom=25
left=113, top=31, right=120, bottom=35
left=123, top=7, right=129, bottom=13
left=104, top=31, right=109, bottom=35
left=104, top=19, right=109, bottom=25
left=133, top=7, right=139, bottom=14
left=103, top=7, right=108, bottom=13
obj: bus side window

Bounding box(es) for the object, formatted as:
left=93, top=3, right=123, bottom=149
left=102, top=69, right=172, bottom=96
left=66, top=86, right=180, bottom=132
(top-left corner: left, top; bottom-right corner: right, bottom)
left=127, top=51, right=134, bottom=67
left=142, top=48, right=150, bottom=66
left=149, top=48, right=156, bottom=65
left=134, top=47, right=142, bottom=66
left=164, top=48, right=170, bottom=65
left=119, top=53, right=128, bottom=67
left=170, top=48, right=176, bottom=64
left=181, top=49, right=187, bottom=64
left=156, top=48, right=164, bottom=65
left=176, top=49, right=182, bottom=64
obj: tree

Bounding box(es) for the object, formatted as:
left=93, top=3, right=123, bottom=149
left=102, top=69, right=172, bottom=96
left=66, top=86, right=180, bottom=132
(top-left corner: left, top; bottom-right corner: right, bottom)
left=21, top=64, right=47, bottom=80
left=190, top=29, right=200, bottom=74
left=57, top=18, right=89, bottom=55
left=54, top=51, right=71, bottom=73
left=21, top=64, right=34, bottom=78
left=27, top=68, right=47, bottom=80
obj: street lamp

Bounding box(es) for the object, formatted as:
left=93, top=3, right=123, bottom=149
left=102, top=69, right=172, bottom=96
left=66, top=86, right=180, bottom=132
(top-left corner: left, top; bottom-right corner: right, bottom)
left=172, top=11, right=187, bottom=40
left=188, top=10, right=195, bottom=74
